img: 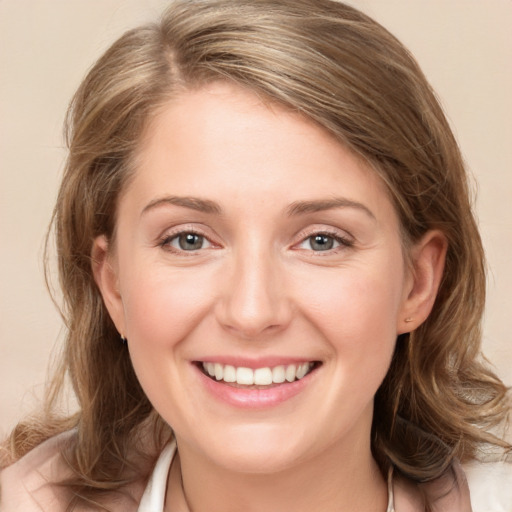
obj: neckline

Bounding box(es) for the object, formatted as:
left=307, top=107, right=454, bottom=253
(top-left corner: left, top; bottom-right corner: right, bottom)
left=387, top=465, right=395, bottom=512
left=137, top=442, right=395, bottom=512
left=138, top=440, right=177, bottom=512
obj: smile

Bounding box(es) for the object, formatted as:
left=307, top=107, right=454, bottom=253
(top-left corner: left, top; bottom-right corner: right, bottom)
left=201, top=362, right=316, bottom=386
left=195, top=359, right=321, bottom=408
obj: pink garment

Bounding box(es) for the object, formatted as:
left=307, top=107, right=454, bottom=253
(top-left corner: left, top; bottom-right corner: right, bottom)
left=0, top=432, right=143, bottom=511
left=1, top=430, right=504, bottom=511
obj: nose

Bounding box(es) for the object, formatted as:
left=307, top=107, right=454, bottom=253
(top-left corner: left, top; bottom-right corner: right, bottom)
left=215, top=247, right=293, bottom=340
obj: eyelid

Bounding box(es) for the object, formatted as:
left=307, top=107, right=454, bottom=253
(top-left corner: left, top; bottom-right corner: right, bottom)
left=167, top=232, right=212, bottom=250
left=157, top=224, right=220, bottom=253
left=292, top=226, right=355, bottom=252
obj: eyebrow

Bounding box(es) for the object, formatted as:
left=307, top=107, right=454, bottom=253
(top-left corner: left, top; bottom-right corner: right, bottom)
left=286, top=198, right=376, bottom=220
left=141, top=196, right=222, bottom=216
left=140, top=195, right=375, bottom=220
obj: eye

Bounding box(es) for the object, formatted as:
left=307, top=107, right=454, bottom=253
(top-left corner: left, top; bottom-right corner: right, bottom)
left=163, top=232, right=212, bottom=251
left=297, top=233, right=351, bottom=252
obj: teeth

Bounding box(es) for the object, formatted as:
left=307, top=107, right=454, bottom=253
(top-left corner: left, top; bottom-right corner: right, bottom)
left=296, top=363, right=309, bottom=379
left=272, top=365, right=286, bottom=384
left=254, top=367, right=273, bottom=385
left=236, top=367, right=254, bottom=385
left=285, top=364, right=296, bottom=382
left=202, top=362, right=314, bottom=385
left=206, top=362, right=215, bottom=377
left=223, top=365, right=236, bottom=383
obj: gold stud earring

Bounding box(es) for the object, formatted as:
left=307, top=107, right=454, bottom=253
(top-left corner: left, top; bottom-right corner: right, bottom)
left=404, top=317, right=413, bottom=323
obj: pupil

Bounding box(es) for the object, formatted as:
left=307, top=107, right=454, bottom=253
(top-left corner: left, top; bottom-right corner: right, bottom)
left=179, top=233, right=203, bottom=250
left=311, top=234, right=333, bottom=251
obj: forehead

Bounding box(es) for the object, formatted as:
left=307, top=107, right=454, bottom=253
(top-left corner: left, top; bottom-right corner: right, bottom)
left=126, top=82, right=396, bottom=223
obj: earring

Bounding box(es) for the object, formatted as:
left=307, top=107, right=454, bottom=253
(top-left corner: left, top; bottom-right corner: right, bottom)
left=120, top=335, right=127, bottom=345
left=404, top=317, right=413, bottom=323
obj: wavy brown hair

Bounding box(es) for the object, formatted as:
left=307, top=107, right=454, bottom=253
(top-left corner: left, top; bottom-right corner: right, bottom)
left=2, top=0, right=510, bottom=507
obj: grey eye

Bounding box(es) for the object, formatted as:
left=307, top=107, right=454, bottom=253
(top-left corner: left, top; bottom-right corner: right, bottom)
left=308, top=234, right=335, bottom=251
left=168, top=232, right=210, bottom=251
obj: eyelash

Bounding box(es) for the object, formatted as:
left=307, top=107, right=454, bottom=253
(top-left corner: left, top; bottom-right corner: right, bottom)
left=294, top=230, right=354, bottom=254
left=158, top=227, right=354, bottom=256
left=158, top=229, right=354, bottom=256
left=158, top=228, right=213, bottom=255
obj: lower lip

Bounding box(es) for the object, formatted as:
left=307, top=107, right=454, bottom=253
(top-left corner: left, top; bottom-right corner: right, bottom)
left=194, top=365, right=317, bottom=409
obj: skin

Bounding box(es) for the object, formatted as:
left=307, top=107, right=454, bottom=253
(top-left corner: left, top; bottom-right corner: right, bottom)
left=93, top=83, right=447, bottom=511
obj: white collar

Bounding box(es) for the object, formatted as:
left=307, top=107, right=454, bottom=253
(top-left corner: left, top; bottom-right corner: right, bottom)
left=137, top=440, right=177, bottom=512
left=137, top=441, right=394, bottom=512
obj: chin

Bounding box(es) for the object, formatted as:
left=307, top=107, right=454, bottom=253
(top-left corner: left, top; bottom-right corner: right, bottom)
left=183, top=422, right=314, bottom=474
left=213, top=445, right=306, bottom=475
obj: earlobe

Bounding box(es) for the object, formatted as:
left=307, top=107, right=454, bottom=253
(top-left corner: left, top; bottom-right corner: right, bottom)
left=398, top=230, right=447, bottom=334
left=91, top=235, right=126, bottom=336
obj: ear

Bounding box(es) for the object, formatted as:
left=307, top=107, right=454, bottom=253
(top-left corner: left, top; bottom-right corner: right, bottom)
left=91, top=235, right=127, bottom=337
left=397, top=230, right=447, bottom=334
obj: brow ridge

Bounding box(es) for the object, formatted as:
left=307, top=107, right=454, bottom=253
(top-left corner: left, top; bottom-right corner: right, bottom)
left=141, top=196, right=222, bottom=216
left=286, top=198, right=375, bottom=219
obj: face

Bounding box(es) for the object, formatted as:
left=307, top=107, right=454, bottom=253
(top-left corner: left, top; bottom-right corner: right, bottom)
left=96, top=83, right=418, bottom=474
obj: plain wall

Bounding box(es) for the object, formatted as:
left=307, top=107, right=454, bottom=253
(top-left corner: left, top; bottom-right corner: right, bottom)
left=1, top=0, right=511, bottom=437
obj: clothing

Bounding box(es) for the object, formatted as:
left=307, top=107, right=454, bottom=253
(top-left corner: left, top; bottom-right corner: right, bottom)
left=464, top=460, right=512, bottom=512
left=0, top=432, right=144, bottom=511
left=1, top=432, right=510, bottom=511
left=138, top=441, right=177, bottom=512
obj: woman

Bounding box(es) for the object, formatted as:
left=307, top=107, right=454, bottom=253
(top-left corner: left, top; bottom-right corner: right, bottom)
left=1, top=1, right=510, bottom=510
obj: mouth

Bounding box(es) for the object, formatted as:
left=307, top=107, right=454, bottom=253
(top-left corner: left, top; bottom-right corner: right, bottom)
left=197, top=361, right=321, bottom=388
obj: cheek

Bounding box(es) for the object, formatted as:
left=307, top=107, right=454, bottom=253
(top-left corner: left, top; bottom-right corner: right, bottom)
left=299, top=263, right=404, bottom=340
left=295, top=258, right=404, bottom=382
left=118, top=264, right=219, bottom=423
left=120, top=262, right=217, bottom=351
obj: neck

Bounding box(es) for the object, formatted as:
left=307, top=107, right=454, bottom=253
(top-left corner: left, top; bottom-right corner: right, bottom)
left=166, top=435, right=387, bottom=512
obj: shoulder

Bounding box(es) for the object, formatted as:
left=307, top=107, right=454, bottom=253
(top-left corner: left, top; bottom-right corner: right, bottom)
left=393, top=461, right=472, bottom=512
left=0, top=431, right=146, bottom=511
left=393, top=459, right=512, bottom=512
left=0, top=430, right=75, bottom=511
left=464, top=459, right=512, bottom=512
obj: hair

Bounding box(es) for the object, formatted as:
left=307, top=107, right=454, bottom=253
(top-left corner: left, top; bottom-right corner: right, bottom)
left=2, top=0, right=510, bottom=508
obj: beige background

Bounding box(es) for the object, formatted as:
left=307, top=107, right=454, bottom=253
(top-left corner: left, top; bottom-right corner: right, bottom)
left=1, top=1, right=511, bottom=438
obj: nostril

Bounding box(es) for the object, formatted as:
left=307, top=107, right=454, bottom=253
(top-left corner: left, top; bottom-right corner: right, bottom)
left=222, top=322, right=283, bottom=340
